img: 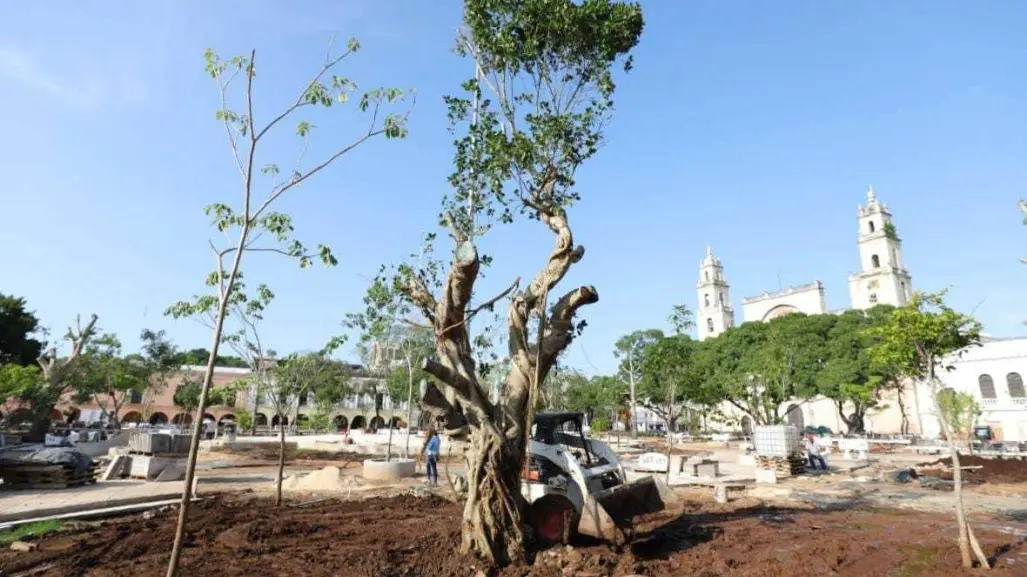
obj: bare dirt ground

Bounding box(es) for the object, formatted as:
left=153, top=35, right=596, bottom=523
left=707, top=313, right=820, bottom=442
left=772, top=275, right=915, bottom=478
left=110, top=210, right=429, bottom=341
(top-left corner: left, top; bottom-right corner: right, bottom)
left=2, top=492, right=1024, bottom=577
left=915, top=455, right=1027, bottom=485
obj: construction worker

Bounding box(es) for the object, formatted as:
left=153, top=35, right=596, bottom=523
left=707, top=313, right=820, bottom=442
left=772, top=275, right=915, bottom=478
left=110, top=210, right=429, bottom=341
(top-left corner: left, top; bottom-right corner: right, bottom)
left=805, top=433, right=827, bottom=471
left=422, top=427, right=441, bottom=485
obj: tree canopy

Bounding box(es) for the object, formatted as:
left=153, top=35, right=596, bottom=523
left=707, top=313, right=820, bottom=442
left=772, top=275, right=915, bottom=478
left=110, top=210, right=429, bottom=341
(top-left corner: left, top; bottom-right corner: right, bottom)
left=0, top=293, right=45, bottom=366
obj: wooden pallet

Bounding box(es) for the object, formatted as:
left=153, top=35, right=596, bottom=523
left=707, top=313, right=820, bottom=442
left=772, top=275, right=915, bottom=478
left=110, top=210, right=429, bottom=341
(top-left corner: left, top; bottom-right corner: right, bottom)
left=755, top=455, right=807, bottom=477
left=0, top=463, right=101, bottom=490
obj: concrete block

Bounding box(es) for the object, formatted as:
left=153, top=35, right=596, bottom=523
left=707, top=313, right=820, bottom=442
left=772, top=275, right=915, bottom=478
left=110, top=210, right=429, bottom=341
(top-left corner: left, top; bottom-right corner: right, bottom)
left=362, top=458, right=416, bottom=481
left=738, top=454, right=756, bottom=465
left=102, top=455, right=131, bottom=481
left=714, top=484, right=729, bottom=504
left=754, top=469, right=778, bottom=484
left=130, top=456, right=185, bottom=480
left=692, top=461, right=719, bottom=478
left=155, top=464, right=185, bottom=482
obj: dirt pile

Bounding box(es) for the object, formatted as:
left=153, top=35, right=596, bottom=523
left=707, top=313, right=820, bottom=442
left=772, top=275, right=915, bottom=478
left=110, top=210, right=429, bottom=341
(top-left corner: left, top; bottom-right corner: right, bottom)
left=918, top=455, right=1027, bottom=484
left=281, top=466, right=365, bottom=492
left=1, top=494, right=1024, bottom=576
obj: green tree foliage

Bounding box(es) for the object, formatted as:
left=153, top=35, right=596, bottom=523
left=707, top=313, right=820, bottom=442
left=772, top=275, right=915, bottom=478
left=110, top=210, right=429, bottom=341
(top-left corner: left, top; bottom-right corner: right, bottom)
left=234, top=407, right=254, bottom=433
left=817, top=305, right=899, bottom=433
left=868, top=291, right=988, bottom=569
left=562, top=373, right=625, bottom=423
left=0, top=293, right=45, bottom=366
left=638, top=335, right=708, bottom=431
left=70, top=334, right=150, bottom=428
left=936, top=388, right=980, bottom=443
left=173, top=379, right=203, bottom=414
left=613, top=329, right=663, bottom=434
left=173, top=348, right=249, bottom=368
left=0, top=364, right=41, bottom=412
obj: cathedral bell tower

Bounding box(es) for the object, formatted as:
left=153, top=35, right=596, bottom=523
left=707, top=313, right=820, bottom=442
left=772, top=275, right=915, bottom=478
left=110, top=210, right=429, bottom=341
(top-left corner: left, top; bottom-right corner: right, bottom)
left=847, top=186, right=913, bottom=310
left=697, top=246, right=735, bottom=340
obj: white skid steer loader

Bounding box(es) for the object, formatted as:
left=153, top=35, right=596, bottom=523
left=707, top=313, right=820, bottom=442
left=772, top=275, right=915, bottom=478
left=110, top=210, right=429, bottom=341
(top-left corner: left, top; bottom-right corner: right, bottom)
left=522, top=412, right=668, bottom=546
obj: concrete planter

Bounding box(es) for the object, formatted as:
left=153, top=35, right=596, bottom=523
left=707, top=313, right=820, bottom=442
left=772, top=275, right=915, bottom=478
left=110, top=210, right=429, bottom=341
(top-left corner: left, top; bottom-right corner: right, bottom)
left=362, top=458, right=416, bottom=481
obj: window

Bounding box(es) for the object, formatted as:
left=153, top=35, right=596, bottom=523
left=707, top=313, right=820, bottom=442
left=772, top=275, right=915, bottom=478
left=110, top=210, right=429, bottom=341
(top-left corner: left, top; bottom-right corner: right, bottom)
left=1007, top=373, right=1026, bottom=398
left=979, top=374, right=997, bottom=399
left=706, top=318, right=714, bottom=332
left=719, top=293, right=725, bottom=305
left=298, top=390, right=309, bottom=406
left=871, top=254, right=880, bottom=268
left=704, top=271, right=709, bottom=281
left=869, top=293, right=878, bottom=304
left=704, top=293, right=710, bottom=307
left=130, top=390, right=144, bottom=404
left=868, top=221, right=875, bottom=233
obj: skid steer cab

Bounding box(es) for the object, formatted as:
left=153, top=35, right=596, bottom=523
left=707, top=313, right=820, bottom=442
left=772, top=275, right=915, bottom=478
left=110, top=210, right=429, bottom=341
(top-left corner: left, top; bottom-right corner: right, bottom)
left=522, top=412, right=666, bottom=546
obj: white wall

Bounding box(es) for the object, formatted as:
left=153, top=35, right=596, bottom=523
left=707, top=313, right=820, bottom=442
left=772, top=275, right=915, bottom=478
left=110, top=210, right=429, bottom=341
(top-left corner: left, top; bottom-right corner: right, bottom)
left=741, top=281, right=827, bottom=323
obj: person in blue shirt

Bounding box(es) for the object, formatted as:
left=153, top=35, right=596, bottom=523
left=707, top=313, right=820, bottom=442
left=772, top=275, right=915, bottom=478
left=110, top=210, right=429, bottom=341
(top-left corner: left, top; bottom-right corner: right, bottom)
left=422, top=427, right=441, bottom=485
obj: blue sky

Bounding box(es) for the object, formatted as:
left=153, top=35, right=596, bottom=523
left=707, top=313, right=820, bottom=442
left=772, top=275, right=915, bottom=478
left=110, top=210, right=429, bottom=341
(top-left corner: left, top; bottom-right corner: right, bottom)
left=1, top=1, right=1025, bottom=376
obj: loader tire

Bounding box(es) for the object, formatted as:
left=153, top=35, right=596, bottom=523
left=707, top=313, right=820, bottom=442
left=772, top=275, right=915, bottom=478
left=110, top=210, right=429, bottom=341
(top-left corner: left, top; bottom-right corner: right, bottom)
left=531, top=495, right=577, bottom=547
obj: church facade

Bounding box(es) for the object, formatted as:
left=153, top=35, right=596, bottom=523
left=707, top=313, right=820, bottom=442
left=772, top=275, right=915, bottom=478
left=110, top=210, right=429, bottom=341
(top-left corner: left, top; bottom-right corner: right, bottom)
left=688, top=188, right=1027, bottom=441
left=696, top=187, right=912, bottom=339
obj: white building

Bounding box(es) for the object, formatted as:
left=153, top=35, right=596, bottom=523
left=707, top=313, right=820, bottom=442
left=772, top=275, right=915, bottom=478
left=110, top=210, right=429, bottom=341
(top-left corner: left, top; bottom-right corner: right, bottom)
left=697, top=187, right=1027, bottom=441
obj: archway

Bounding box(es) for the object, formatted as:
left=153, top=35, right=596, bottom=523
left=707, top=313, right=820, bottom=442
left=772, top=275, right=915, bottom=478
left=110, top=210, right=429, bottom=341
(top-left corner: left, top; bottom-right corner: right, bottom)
left=369, top=416, right=385, bottom=429
left=122, top=411, right=144, bottom=424
left=172, top=413, right=193, bottom=426
left=49, top=408, right=63, bottom=421
left=332, top=415, right=349, bottom=430
left=254, top=413, right=268, bottom=426
left=786, top=404, right=804, bottom=430
left=271, top=414, right=289, bottom=427
left=149, top=412, right=169, bottom=425
left=218, top=414, right=236, bottom=425
left=390, top=416, right=403, bottom=429
left=351, top=415, right=367, bottom=430
left=761, top=304, right=800, bottom=323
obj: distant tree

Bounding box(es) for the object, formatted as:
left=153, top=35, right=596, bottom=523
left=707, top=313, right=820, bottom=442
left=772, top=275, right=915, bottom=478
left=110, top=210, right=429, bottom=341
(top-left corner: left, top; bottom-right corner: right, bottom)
left=0, top=364, right=42, bottom=418
left=234, top=407, right=254, bottom=433
left=638, top=335, right=706, bottom=433
left=0, top=293, right=45, bottom=366
left=70, top=334, right=149, bottom=428
left=173, top=379, right=203, bottom=415
left=21, top=314, right=99, bottom=440
left=817, top=306, right=898, bottom=433
left=613, top=329, right=664, bottom=436
left=173, top=348, right=249, bottom=368
left=936, top=388, right=981, bottom=448
left=869, top=291, right=989, bottom=569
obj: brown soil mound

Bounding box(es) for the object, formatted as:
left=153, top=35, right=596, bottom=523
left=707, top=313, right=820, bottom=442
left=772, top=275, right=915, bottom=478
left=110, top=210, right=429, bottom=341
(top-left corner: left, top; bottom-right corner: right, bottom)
left=919, top=455, right=1027, bottom=484
left=1, top=495, right=1023, bottom=576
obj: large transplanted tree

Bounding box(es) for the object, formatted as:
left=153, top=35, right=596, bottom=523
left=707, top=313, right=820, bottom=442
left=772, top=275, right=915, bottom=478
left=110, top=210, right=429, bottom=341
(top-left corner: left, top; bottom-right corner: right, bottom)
left=377, top=0, right=643, bottom=564
left=162, top=40, right=412, bottom=577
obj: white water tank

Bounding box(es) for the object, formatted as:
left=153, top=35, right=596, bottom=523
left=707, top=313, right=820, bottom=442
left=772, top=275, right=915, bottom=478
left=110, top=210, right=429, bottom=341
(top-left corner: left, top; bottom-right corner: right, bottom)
left=752, top=425, right=801, bottom=458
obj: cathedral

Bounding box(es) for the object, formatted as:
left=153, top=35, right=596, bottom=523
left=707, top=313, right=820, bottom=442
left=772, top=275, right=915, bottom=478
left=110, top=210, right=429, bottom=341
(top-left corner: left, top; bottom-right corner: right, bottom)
left=696, top=187, right=914, bottom=340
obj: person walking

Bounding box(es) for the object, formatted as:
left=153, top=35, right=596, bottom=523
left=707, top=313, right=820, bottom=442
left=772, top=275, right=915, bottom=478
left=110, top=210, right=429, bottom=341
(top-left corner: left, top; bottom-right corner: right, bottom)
left=805, top=433, right=827, bottom=471
left=422, top=427, right=441, bottom=485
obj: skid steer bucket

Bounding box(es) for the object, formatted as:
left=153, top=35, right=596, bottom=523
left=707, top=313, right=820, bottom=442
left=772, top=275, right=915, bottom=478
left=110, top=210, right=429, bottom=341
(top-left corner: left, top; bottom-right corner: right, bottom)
left=577, top=476, right=665, bottom=545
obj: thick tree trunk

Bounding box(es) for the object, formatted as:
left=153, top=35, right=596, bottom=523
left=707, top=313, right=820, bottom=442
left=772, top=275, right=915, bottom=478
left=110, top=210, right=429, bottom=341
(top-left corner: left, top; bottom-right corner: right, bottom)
left=275, top=419, right=286, bottom=506
left=26, top=405, right=55, bottom=443
left=460, top=425, right=527, bottom=566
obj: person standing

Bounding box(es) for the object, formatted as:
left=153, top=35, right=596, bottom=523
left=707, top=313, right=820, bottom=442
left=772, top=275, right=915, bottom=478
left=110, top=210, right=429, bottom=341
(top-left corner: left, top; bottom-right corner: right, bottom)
left=422, top=427, right=441, bottom=485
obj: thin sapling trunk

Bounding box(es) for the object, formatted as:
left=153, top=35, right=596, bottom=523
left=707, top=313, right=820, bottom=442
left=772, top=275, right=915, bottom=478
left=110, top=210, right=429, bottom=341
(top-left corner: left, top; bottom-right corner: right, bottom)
left=276, top=415, right=287, bottom=506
